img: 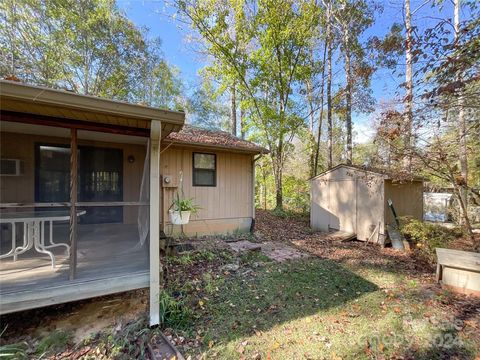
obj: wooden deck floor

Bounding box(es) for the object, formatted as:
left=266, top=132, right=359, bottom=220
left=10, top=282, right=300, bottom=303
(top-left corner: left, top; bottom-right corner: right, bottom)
left=0, top=224, right=149, bottom=314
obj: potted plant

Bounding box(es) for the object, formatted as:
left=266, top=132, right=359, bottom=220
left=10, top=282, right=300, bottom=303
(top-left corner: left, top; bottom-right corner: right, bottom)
left=168, top=194, right=200, bottom=225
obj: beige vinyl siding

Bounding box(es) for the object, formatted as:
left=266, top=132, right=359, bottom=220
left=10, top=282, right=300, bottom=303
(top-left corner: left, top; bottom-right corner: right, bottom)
left=161, top=146, right=254, bottom=227
left=384, top=180, right=423, bottom=224
left=1, top=131, right=255, bottom=235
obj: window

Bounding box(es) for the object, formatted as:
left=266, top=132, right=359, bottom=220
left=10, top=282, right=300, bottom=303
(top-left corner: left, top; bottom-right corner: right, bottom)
left=193, top=152, right=216, bottom=187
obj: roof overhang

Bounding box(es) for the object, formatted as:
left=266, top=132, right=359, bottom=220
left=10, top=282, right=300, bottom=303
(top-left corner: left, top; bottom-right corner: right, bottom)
left=0, top=80, right=185, bottom=138
left=162, top=138, right=269, bottom=155
left=309, top=164, right=424, bottom=182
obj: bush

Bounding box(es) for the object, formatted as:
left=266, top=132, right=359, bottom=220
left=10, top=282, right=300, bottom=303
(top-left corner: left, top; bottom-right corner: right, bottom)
left=158, top=291, right=192, bottom=330
left=283, top=175, right=310, bottom=214
left=400, top=218, right=464, bottom=264
left=36, top=330, right=72, bottom=356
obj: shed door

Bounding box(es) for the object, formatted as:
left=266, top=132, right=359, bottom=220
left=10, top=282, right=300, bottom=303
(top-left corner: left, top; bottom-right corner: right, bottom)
left=329, top=180, right=356, bottom=233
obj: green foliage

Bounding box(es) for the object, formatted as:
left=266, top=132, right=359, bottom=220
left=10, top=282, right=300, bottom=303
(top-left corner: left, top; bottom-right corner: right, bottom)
left=202, top=272, right=225, bottom=295
left=158, top=291, right=192, bottom=330
left=0, top=0, right=183, bottom=106
left=170, top=197, right=200, bottom=214
left=0, top=327, right=27, bottom=359
left=283, top=175, right=310, bottom=214
left=167, top=249, right=233, bottom=267
left=176, top=0, right=321, bottom=210
left=36, top=330, right=72, bottom=356
left=400, top=218, right=464, bottom=264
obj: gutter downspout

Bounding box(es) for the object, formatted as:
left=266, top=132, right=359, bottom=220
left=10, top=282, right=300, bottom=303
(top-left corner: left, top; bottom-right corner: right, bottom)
left=250, top=154, right=264, bottom=232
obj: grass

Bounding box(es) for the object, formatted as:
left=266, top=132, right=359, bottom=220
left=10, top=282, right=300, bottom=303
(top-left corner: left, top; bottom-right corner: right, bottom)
left=166, top=251, right=478, bottom=359
left=35, top=329, right=72, bottom=356
left=3, top=246, right=478, bottom=359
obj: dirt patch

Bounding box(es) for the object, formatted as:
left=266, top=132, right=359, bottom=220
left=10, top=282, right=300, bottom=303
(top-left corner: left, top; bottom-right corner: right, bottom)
left=1, top=289, right=148, bottom=346
left=259, top=241, right=309, bottom=262
left=255, top=210, right=429, bottom=277
left=227, top=240, right=262, bottom=253
left=226, top=239, right=309, bottom=262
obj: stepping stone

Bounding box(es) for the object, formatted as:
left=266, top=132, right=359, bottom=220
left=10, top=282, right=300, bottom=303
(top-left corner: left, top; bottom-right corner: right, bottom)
left=227, top=240, right=262, bottom=253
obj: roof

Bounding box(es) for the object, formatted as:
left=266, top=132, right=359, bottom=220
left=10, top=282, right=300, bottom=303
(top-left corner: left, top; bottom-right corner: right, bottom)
left=310, top=164, right=424, bottom=182
left=164, top=125, right=269, bottom=154
left=0, top=80, right=185, bottom=138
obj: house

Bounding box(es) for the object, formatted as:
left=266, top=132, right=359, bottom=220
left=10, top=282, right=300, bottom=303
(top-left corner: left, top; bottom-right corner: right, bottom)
left=0, top=80, right=266, bottom=324
left=310, top=164, right=423, bottom=243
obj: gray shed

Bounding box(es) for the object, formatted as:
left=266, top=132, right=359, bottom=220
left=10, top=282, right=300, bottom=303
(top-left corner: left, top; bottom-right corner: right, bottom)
left=310, top=164, right=423, bottom=243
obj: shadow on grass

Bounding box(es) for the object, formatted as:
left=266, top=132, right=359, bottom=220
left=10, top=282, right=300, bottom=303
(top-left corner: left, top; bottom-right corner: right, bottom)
left=199, top=257, right=378, bottom=344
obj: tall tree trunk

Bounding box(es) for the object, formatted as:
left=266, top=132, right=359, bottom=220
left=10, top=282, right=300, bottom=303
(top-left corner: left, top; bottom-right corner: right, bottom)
left=314, top=40, right=328, bottom=175
left=230, top=83, right=237, bottom=136
left=307, top=79, right=316, bottom=177
left=404, top=0, right=413, bottom=168
left=453, top=0, right=470, bottom=239
left=263, top=173, right=267, bottom=210
left=454, top=0, right=470, bottom=236
left=272, top=144, right=283, bottom=211
left=326, top=6, right=333, bottom=169
left=344, top=27, right=353, bottom=164
left=240, top=94, right=245, bottom=139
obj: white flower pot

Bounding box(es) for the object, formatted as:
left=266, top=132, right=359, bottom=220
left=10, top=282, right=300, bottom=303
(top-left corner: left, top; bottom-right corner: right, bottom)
left=169, top=210, right=191, bottom=225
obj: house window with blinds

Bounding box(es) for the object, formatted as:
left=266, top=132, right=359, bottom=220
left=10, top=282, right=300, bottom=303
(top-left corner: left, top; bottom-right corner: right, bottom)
left=192, top=152, right=216, bottom=187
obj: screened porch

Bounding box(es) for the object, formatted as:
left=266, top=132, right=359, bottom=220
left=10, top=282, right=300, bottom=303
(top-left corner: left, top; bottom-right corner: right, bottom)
left=0, top=120, right=151, bottom=314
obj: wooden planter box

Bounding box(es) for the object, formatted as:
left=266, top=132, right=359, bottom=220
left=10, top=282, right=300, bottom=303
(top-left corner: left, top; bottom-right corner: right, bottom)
left=436, top=248, right=480, bottom=296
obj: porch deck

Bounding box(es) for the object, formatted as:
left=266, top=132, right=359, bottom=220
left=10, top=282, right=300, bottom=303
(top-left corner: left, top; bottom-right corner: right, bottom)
left=0, top=224, right=149, bottom=314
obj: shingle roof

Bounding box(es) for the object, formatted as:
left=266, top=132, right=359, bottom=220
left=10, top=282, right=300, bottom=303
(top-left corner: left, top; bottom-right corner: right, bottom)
left=311, top=164, right=424, bottom=182
left=165, top=125, right=268, bottom=154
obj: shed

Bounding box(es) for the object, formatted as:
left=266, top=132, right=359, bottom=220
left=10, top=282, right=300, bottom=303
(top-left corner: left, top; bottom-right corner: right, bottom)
left=310, top=164, right=423, bottom=243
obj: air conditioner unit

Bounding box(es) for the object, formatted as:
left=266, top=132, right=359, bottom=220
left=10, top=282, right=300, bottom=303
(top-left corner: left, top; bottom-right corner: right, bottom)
left=0, top=159, right=24, bottom=176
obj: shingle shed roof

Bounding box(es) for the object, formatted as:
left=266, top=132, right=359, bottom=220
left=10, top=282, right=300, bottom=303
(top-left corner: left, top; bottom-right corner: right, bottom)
left=165, top=125, right=268, bottom=154
left=311, top=164, right=424, bottom=182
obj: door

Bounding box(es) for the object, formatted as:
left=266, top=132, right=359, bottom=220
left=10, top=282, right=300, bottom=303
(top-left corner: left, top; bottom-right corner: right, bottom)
left=36, top=144, right=123, bottom=223
left=79, top=146, right=123, bottom=223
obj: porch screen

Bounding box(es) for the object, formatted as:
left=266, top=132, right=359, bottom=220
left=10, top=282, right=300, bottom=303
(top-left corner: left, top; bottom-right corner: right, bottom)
left=0, top=122, right=151, bottom=290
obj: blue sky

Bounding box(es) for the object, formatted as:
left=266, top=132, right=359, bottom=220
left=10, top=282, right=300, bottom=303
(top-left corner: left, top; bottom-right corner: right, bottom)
left=117, top=0, right=460, bottom=143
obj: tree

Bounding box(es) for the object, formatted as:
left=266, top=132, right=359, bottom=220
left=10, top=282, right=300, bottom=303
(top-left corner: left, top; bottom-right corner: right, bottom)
left=325, top=0, right=334, bottom=169
left=0, top=0, right=182, bottom=105
left=371, top=0, right=480, bottom=246
left=176, top=0, right=319, bottom=210
left=404, top=0, right=413, bottom=162
left=334, top=0, right=374, bottom=164
left=454, top=0, right=468, bottom=221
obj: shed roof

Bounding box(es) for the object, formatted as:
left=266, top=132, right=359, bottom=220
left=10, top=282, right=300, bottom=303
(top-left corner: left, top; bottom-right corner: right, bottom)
left=310, top=164, right=424, bottom=182
left=164, top=125, right=269, bottom=154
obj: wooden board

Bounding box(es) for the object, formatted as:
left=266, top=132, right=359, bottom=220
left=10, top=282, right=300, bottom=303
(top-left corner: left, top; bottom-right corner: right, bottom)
left=436, top=248, right=480, bottom=296
left=324, top=230, right=356, bottom=242
left=436, top=248, right=480, bottom=272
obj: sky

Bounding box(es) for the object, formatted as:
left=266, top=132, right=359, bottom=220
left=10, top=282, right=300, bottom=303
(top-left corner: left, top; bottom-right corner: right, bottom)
left=116, top=0, right=460, bottom=144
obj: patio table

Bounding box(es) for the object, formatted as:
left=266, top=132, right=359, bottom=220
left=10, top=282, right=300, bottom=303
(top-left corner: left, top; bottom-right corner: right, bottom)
left=0, top=210, right=86, bottom=269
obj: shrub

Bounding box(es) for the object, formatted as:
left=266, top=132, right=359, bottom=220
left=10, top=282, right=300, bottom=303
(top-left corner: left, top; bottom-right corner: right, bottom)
left=0, top=327, right=27, bottom=360
left=36, top=330, right=72, bottom=356
left=283, top=175, right=310, bottom=214
left=400, top=218, right=464, bottom=264
left=158, top=291, right=192, bottom=330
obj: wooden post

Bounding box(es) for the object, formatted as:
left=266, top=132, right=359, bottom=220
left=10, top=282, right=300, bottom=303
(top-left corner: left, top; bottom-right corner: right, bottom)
left=149, top=120, right=161, bottom=326
left=69, top=128, right=78, bottom=280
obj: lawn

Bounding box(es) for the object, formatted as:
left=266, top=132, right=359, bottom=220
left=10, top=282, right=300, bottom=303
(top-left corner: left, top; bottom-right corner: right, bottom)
left=1, top=211, right=479, bottom=359
left=167, top=250, right=478, bottom=360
